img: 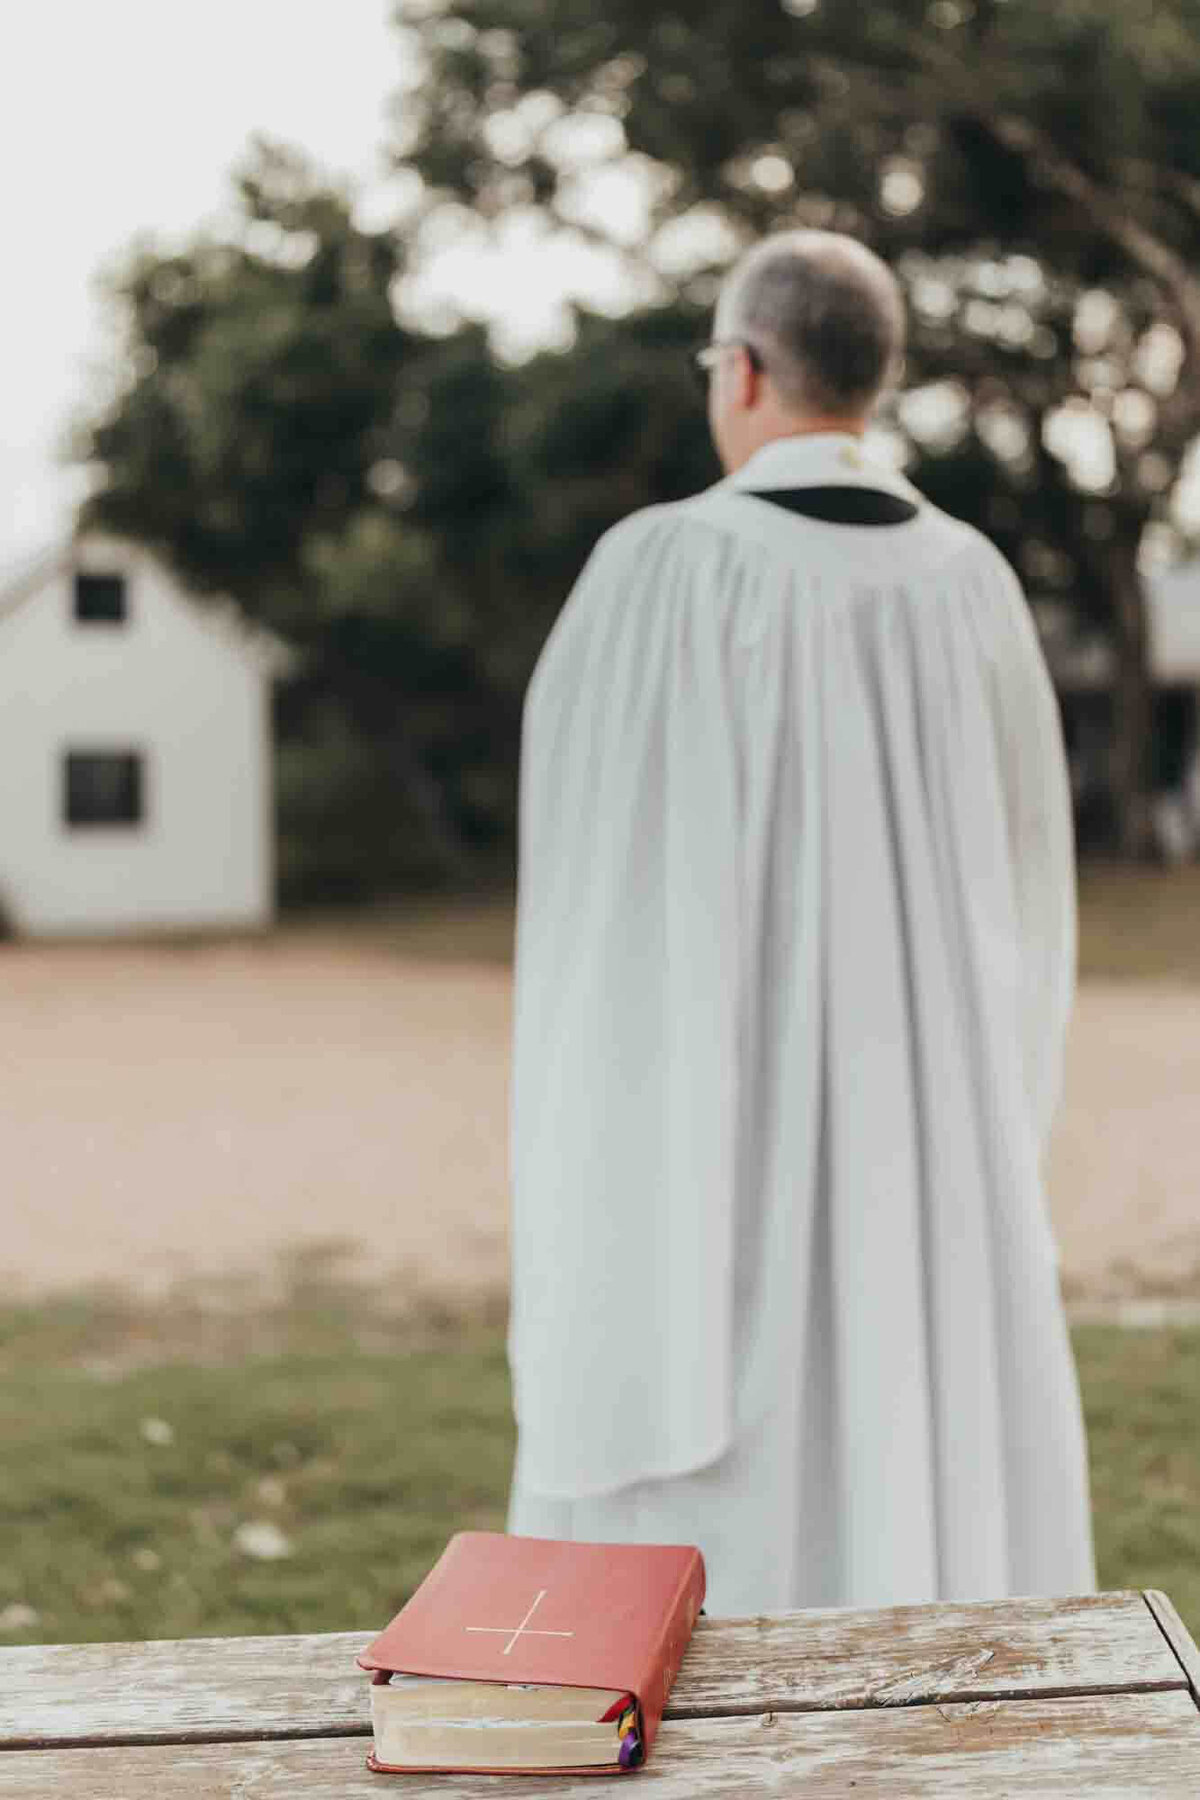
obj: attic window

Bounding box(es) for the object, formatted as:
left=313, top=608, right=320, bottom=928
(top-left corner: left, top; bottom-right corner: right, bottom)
left=73, top=572, right=127, bottom=624
left=63, top=750, right=145, bottom=829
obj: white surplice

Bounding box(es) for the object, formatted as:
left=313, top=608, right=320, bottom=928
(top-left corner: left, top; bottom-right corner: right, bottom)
left=506, top=432, right=1096, bottom=1614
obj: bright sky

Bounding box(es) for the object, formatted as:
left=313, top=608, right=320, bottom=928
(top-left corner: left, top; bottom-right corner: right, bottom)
left=1, top=1, right=403, bottom=569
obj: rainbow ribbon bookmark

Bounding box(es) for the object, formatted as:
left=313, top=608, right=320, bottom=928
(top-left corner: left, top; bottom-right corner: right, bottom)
left=616, top=1701, right=643, bottom=1769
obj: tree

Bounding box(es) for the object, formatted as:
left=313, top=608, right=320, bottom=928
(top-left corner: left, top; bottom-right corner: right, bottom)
left=77, top=140, right=717, bottom=895
left=80, top=142, right=513, bottom=895
left=395, top=0, right=1200, bottom=852
left=79, top=6, right=1200, bottom=883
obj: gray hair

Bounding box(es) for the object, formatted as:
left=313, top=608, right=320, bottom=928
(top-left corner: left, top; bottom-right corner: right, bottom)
left=717, top=231, right=905, bottom=417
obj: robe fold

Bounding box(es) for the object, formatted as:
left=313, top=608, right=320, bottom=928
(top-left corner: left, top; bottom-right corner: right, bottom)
left=506, top=432, right=1096, bottom=1614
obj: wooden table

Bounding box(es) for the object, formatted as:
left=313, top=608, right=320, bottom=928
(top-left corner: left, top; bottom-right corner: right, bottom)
left=2, top=1590, right=1199, bottom=1795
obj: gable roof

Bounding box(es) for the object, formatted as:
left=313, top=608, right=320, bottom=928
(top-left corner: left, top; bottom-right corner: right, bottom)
left=0, top=535, right=294, bottom=678
left=0, top=543, right=72, bottom=625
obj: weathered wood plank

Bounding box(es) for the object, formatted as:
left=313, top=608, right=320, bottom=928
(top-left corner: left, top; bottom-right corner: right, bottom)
left=1145, top=1591, right=1200, bottom=1710
left=0, top=1593, right=1182, bottom=1750
left=0, top=1630, right=372, bottom=1751
left=2, top=1692, right=1199, bottom=1797
left=671, top=1591, right=1183, bottom=1719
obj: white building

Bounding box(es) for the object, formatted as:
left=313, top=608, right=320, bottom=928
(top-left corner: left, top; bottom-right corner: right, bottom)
left=0, top=535, right=288, bottom=937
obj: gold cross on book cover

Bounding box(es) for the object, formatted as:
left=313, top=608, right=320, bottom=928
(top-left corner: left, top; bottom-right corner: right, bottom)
left=465, top=1588, right=575, bottom=1655
left=356, top=1532, right=706, bottom=1775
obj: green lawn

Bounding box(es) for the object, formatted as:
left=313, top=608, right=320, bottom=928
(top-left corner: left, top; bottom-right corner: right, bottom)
left=1075, top=1323, right=1200, bottom=1637
left=0, top=1293, right=513, bottom=1646
left=1076, top=861, right=1200, bottom=984
left=1, top=1291, right=1197, bottom=1647
left=282, top=859, right=1200, bottom=985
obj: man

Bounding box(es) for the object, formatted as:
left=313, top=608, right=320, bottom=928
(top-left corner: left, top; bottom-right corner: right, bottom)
left=506, top=230, right=1096, bottom=1614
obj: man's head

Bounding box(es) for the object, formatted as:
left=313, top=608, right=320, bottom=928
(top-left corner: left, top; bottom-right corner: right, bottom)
left=705, top=230, right=905, bottom=472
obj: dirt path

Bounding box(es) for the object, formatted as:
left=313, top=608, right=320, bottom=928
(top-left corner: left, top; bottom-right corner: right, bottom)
left=2, top=936, right=1197, bottom=1302
left=1048, top=983, right=1200, bottom=1297
left=1, top=936, right=511, bottom=1303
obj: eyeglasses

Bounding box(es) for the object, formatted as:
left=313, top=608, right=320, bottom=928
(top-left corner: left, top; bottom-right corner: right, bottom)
left=690, top=339, right=764, bottom=392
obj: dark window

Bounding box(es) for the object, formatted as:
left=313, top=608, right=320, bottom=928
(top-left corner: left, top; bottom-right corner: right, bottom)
left=63, top=751, right=145, bottom=828
left=73, top=572, right=127, bottom=624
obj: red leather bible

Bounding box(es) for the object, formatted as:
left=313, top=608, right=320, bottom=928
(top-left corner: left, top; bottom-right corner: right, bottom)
left=357, top=1531, right=706, bottom=1776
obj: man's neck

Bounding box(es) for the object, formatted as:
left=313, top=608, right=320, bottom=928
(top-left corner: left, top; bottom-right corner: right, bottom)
left=726, top=417, right=867, bottom=473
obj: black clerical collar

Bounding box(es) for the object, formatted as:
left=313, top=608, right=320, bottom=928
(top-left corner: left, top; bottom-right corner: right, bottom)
left=747, top=486, right=920, bottom=526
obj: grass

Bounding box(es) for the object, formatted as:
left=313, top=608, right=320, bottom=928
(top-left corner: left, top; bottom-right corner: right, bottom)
left=31, top=862, right=1197, bottom=983
left=281, top=860, right=1200, bottom=985
left=1, top=1287, right=1197, bottom=1648
left=1076, top=861, right=1200, bottom=984
left=0, top=1286, right=514, bottom=1646
left=1076, top=1323, right=1200, bottom=1639
left=284, top=890, right=519, bottom=966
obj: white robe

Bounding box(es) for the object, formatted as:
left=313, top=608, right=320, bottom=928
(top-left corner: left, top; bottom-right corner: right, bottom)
left=506, top=432, right=1096, bottom=1614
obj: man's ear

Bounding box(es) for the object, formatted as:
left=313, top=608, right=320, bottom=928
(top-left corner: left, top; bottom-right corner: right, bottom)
left=735, top=346, right=761, bottom=410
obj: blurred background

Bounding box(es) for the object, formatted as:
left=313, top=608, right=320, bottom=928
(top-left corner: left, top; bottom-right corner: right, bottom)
left=1, top=0, right=1198, bottom=1645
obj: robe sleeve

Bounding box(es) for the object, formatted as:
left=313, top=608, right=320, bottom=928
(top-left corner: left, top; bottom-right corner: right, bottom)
left=983, top=555, right=1077, bottom=1152
left=508, top=506, right=746, bottom=1500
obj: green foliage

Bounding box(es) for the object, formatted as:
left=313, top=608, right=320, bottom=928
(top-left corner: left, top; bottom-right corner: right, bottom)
left=76, top=4, right=1200, bottom=890
left=89, top=145, right=410, bottom=611
left=398, top=0, right=1200, bottom=262
left=78, top=140, right=720, bottom=896
left=81, top=145, right=515, bottom=898
left=396, top=0, right=1200, bottom=851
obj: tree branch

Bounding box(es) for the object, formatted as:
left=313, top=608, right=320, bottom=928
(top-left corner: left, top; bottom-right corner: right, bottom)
left=984, top=114, right=1200, bottom=366
left=889, top=27, right=1200, bottom=381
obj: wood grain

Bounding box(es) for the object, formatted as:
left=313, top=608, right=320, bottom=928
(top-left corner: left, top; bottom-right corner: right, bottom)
left=2, top=1692, right=1198, bottom=1797
left=1145, top=1591, right=1200, bottom=1709
left=0, top=1629, right=373, bottom=1751
left=0, top=1593, right=1183, bottom=1751
left=669, top=1591, right=1184, bottom=1719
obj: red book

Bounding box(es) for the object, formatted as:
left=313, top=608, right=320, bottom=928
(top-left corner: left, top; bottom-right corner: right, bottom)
left=357, top=1531, right=706, bottom=1776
